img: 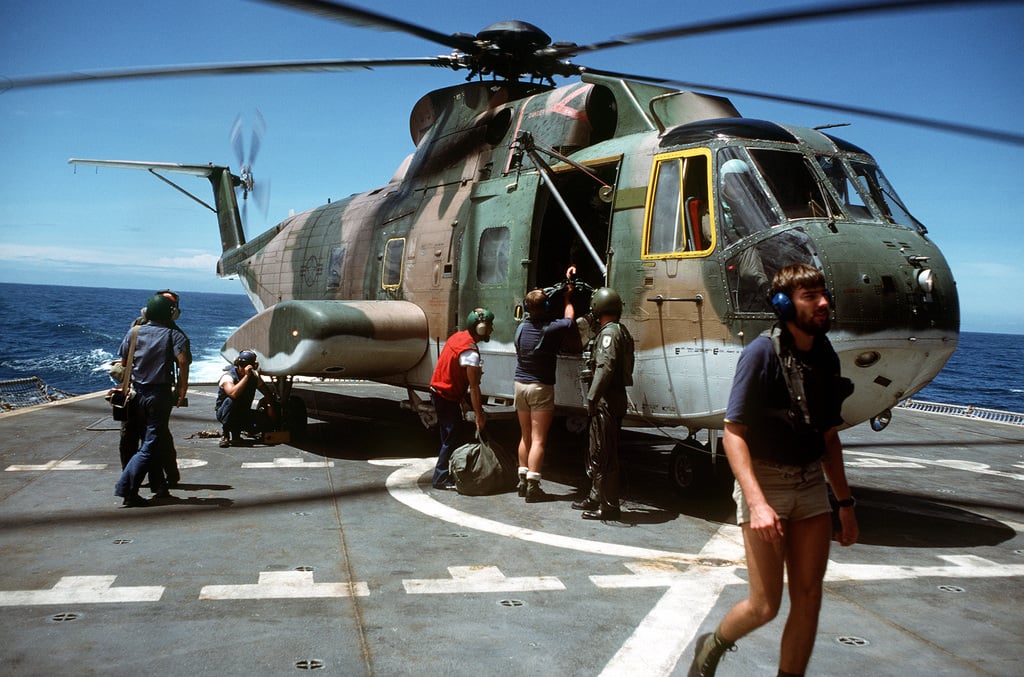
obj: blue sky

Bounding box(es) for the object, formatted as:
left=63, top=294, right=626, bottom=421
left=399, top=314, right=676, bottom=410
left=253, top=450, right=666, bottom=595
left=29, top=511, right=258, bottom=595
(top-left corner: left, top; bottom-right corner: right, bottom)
left=1, top=0, right=1022, bottom=333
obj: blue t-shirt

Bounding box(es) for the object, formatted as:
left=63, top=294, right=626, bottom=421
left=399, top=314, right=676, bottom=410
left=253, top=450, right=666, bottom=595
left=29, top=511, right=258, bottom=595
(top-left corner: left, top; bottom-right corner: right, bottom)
left=120, top=322, right=190, bottom=386
left=514, top=317, right=574, bottom=385
left=725, top=334, right=844, bottom=465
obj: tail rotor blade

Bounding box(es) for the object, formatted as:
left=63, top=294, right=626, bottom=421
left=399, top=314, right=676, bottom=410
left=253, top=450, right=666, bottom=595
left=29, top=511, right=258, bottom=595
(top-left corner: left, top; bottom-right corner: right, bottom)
left=230, top=114, right=245, bottom=168
left=249, top=109, right=266, bottom=166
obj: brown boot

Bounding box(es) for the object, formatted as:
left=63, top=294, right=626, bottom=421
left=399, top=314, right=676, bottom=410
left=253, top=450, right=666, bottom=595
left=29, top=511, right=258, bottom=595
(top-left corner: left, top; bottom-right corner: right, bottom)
left=688, top=631, right=735, bottom=677
left=524, top=478, right=549, bottom=503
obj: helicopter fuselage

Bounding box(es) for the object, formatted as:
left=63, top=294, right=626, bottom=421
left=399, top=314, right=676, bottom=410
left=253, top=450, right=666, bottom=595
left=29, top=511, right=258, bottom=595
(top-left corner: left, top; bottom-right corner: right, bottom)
left=211, top=73, right=958, bottom=431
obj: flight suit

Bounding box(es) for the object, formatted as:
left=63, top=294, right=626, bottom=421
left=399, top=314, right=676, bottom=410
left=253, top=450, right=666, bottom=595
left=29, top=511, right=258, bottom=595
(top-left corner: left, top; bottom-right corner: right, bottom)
left=581, top=320, right=634, bottom=512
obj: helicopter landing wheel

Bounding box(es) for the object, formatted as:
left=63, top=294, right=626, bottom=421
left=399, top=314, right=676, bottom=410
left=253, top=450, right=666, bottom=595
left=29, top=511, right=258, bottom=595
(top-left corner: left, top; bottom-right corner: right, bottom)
left=669, top=440, right=708, bottom=494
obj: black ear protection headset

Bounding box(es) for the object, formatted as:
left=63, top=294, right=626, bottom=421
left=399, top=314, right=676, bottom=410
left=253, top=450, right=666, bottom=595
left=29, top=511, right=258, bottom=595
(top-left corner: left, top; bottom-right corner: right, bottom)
left=771, top=289, right=832, bottom=321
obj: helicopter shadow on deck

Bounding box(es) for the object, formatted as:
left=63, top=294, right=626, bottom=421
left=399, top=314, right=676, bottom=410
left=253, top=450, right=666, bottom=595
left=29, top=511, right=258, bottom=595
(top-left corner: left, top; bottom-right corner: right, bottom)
left=282, top=390, right=1016, bottom=545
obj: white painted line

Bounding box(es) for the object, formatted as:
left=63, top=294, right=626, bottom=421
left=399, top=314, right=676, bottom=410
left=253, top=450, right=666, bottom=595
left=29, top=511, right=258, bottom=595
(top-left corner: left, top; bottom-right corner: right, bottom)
left=5, top=460, right=108, bottom=471
left=403, top=565, right=564, bottom=594
left=846, top=450, right=1024, bottom=480
left=593, top=526, right=745, bottom=677
left=241, top=458, right=335, bottom=469
left=0, top=576, right=163, bottom=606
left=199, top=570, right=368, bottom=600
left=844, top=457, right=924, bottom=469
left=379, top=458, right=721, bottom=565
left=826, top=554, right=1024, bottom=582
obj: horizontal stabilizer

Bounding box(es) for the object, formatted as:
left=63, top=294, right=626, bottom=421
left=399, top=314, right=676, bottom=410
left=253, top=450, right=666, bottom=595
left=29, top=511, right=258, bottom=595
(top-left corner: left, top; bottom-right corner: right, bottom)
left=68, top=158, right=228, bottom=177
left=222, top=300, right=429, bottom=378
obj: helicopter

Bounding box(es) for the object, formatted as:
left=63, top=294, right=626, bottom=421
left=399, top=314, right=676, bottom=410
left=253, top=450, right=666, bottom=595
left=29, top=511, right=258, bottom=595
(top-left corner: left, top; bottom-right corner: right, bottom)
left=5, top=0, right=1020, bottom=487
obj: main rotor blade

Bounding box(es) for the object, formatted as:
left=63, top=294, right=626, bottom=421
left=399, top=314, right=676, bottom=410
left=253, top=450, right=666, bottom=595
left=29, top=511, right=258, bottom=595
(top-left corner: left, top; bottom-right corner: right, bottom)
left=253, top=0, right=475, bottom=52
left=1, top=57, right=453, bottom=91
left=583, top=67, right=1024, bottom=146
left=559, top=0, right=1023, bottom=58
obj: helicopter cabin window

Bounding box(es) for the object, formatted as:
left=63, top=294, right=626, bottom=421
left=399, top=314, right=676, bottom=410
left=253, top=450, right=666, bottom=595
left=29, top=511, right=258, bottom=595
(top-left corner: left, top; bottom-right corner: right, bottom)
left=816, top=156, right=873, bottom=221
left=644, top=150, right=713, bottom=258
left=849, top=161, right=925, bottom=233
left=477, top=226, right=510, bottom=285
left=381, top=237, right=405, bottom=290
left=326, top=245, right=346, bottom=290
left=747, top=149, right=840, bottom=221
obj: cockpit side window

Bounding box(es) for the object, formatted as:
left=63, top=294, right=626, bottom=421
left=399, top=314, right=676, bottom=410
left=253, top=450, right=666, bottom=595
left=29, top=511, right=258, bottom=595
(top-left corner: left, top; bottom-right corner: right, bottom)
left=850, top=161, right=926, bottom=233
left=716, top=147, right=778, bottom=247
left=643, top=149, right=714, bottom=258
left=748, top=149, right=839, bottom=221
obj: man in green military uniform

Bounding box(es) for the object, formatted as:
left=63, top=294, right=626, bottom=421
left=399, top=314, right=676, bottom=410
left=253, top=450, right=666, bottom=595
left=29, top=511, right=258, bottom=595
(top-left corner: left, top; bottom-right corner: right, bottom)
left=573, top=287, right=634, bottom=521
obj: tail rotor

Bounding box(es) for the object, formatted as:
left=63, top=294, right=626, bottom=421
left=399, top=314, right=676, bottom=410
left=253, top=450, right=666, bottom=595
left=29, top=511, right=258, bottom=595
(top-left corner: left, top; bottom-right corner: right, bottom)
left=230, top=110, right=270, bottom=230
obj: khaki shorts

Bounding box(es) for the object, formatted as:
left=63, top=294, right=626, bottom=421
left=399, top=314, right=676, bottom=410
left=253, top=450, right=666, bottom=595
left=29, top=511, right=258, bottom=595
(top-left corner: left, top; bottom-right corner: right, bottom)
left=733, top=459, right=831, bottom=524
left=514, top=381, right=555, bottom=412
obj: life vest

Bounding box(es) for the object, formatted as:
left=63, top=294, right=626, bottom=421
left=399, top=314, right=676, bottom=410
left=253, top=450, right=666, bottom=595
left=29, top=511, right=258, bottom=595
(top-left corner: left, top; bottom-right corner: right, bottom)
left=430, top=330, right=478, bottom=402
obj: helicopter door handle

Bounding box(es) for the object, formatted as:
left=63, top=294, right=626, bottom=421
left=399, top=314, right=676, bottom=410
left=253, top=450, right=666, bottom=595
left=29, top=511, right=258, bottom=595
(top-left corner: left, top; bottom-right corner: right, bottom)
left=648, top=294, right=703, bottom=305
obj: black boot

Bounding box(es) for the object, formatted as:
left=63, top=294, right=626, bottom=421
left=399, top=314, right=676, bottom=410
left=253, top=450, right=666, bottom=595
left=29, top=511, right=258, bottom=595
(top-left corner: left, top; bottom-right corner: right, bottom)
left=517, top=472, right=527, bottom=497
left=688, top=631, right=735, bottom=677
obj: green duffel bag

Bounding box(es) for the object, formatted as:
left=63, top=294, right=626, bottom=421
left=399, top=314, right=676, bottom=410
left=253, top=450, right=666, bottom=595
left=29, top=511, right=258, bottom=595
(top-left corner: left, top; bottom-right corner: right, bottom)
left=449, top=430, right=516, bottom=496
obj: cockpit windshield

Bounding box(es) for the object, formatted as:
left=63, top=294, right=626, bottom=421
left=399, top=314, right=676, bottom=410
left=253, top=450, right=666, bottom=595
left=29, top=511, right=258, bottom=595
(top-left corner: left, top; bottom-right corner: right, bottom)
left=849, top=161, right=926, bottom=233
left=747, top=148, right=840, bottom=221
left=716, top=146, right=925, bottom=234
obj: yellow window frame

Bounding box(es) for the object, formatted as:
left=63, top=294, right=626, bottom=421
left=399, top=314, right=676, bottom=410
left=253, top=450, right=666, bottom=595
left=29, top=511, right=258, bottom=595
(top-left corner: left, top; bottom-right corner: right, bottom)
left=642, top=148, right=716, bottom=260
left=381, top=237, right=406, bottom=290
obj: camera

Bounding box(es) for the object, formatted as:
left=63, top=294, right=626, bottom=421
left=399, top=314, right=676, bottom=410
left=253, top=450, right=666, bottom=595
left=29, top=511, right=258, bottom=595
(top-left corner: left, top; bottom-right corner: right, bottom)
left=179, top=397, right=189, bottom=407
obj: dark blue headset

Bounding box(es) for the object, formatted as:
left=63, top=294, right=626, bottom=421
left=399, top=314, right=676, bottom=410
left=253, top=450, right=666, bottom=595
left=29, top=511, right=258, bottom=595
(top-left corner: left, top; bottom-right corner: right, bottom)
left=772, top=290, right=832, bottom=321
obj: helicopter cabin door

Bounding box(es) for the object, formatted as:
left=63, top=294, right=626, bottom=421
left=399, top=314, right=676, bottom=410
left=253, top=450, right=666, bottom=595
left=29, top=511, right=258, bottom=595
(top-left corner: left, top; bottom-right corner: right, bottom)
left=636, top=148, right=717, bottom=421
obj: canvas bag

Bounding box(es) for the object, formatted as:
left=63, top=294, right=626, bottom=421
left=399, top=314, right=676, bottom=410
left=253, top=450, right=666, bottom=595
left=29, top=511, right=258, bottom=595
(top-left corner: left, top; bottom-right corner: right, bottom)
left=449, top=429, right=516, bottom=496
left=107, top=326, right=139, bottom=422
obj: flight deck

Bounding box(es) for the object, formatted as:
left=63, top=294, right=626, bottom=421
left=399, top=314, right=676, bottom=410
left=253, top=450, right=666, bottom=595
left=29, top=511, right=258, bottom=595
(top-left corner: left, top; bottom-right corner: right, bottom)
left=1, top=382, right=1021, bottom=676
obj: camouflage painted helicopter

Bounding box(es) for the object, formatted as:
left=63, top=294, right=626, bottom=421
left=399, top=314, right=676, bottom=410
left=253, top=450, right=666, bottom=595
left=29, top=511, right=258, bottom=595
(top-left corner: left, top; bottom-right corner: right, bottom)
left=12, top=0, right=1019, bottom=486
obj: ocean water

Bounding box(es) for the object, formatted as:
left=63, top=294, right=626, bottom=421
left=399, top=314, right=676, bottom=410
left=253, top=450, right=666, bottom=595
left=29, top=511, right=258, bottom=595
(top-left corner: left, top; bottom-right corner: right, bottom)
left=0, top=283, right=255, bottom=395
left=0, top=283, right=1022, bottom=413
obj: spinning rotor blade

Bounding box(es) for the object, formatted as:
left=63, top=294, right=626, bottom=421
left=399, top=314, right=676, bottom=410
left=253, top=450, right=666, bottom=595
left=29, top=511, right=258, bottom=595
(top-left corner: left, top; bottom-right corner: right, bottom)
left=249, top=110, right=266, bottom=167
left=1, top=57, right=450, bottom=91
left=255, top=0, right=476, bottom=52
left=558, top=0, right=1023, bottom=58
left=230, top=115, right=246, bottom=169
left=582, top=66, right=1024, bottom=146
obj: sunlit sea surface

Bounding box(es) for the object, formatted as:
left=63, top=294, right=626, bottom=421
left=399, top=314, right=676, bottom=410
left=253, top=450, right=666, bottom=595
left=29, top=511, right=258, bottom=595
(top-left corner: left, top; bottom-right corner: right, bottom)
left=1, top=283, right=1021, bottom=414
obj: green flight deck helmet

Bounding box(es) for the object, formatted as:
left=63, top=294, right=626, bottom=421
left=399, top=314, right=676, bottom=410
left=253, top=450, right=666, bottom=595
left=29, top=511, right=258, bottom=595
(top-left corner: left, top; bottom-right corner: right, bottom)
left=589, top=287, right=623, bottom=319
left=465, top=307, right=495, bottom=342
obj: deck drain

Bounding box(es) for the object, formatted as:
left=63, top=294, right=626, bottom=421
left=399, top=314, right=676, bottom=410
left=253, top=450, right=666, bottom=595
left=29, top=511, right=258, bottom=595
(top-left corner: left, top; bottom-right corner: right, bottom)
left=293, top=477, right=310, bottom=482
left=499, top=599, right=525, bottom=607
left=1014, top=549, right=1024, bottom=556
left=49, top=612, right=80, bottom=623
left=448, top=532, right=470, bottom=538
left=295, top=659, right=324, bottom=670
left=938, top=584, right=965, bottom=593
left=836, top=636, right=869, bottom=647
left=295, top=566, right=314, bottom=572
left=113, top=539, right=133, bottom=545
left=293, top=511, right=311, bottom=517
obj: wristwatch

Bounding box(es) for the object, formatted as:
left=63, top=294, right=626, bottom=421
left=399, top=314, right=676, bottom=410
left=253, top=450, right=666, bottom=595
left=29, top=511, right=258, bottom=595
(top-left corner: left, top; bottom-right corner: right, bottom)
left=837, top=496, right=856, bottom=508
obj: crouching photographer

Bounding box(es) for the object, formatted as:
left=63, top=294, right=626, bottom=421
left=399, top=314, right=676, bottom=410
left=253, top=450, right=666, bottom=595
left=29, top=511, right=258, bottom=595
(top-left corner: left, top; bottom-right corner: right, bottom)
left=215, top=350, right=277, bottom=447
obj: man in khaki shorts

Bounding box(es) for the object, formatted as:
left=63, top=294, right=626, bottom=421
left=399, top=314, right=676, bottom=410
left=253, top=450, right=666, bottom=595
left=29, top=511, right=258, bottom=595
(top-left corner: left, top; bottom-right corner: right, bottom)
left=513, top=266, right=577, bottom=502
left=689, top=263, right=858, bottom=677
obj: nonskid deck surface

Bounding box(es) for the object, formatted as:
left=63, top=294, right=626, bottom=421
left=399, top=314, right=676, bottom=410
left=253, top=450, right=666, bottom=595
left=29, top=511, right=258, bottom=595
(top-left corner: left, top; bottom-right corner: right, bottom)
left=1, top=382, right=1022, bottom=676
